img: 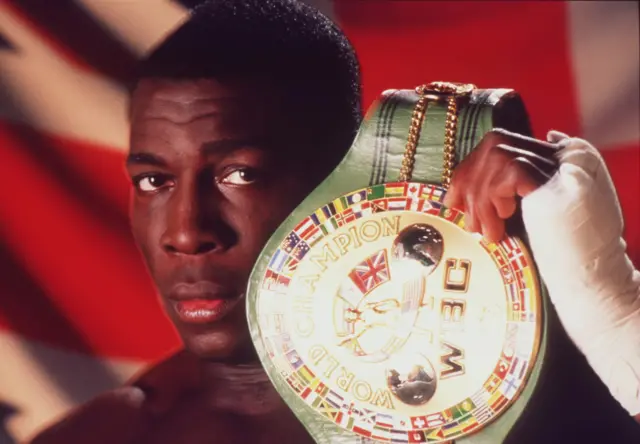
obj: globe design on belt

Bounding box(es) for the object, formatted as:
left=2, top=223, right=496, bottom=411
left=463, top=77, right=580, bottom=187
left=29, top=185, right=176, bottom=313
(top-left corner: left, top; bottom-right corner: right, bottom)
left=248, top=82, right=546, bottom=443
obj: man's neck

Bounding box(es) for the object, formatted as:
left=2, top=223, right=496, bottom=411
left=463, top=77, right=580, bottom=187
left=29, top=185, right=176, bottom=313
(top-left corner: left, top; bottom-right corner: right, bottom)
left=200, top=360, right=284, bottom=416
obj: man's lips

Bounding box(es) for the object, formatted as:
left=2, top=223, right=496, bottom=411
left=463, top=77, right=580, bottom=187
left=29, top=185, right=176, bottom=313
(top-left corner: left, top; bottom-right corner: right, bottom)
left=168, top=281, right=240, bottom=324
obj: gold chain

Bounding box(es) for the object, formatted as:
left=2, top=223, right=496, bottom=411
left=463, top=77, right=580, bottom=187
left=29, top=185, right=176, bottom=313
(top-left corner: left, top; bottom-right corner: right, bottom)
left=399, top=82, right=475, bottom=187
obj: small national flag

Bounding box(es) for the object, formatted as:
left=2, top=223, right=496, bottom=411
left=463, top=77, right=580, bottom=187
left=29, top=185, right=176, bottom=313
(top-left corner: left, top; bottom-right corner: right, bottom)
left=334, top=212, right=347, bottom=227
left=297, top=365, right=315, bottom=384
left=347, top=189, right=368, bottom=205
left=285, top=349, right=303, bottom=370
left=349, top=249, right=390, bottom=294
left=423, top=185, right=445, bottom=202
left=447, top=398, right=476, bottom=420
left=471, top=389, right=493, bottom=422
left=407, top=197, right=424, bottom=212
left=313, top=398, right=339, bottom=420
left=351, top=406, right=376, bottom=435
left=310, top=212, right=326, bottom=225
left=332, top=196, right=349, bottom=213
left=284, top=256, right=300, bottom=273
left=511, top=356, right=530, bottom=384
left=320, top=217, right=339, bottom=234
left=439, top=206, right=464, bottom=225
left=342, top=208, right=357, bottom=223
left=286, top=373, right=304, bottom=394
left=290, top=242, right=310, bottom=261
left=384, top=182, right=408, bottom=197
left=520, top=287, right=532, bottom=314
left=425, top=412, right=446, bottom=428
left=352, top=201, right=372, bottom=218
left=268, top=249, right=287, bottom=272
left=300, top=386, right=313, bottom=400
left=372, top=424, right=393, bottom=441
left=358, top=408, right=377, bottom=425
left=485, top=373, right=502, bottom=393
left=294, top=217, right=316, bottom=239
left=473, top=402, right=494, bottom=424
left=375, top=412, right=394, bottom=429
left=262, top=270, right=278, bottom=290
left=443, top=420, right=463, bottom=437
left=275, top=273, right=290, bottom=291
left=313, top=381, right=330, bottom=397
left=410, top=416, right=427, bottom=429
left=367, top=185, right=386, bottom=200
left=391, top=428, right=409, bottom=443
left=489, top=393, right=509, bottom=412
left=303, top=226, right=323, bottom=246
left=311, top=203, right=336, bottom=225
left=371, top=199, right=388, bottom=213
left=387, top=197, right=408, bottom=211
left=422, top=200, right=440, bottom=216
left=336, top=403, right=356, bottom=429
left=408, top=430, right=427, bottom=443
left=491, top=247, right=507, bottom=267
left=407, top=183, right=425, bottom=199
left=280, top=232, right=301, bottom=253
left=352, top=425, right=373, bottom=438
left=325, top=389, right=344, bottom=409
left=494, top=357, right=510, bottom=379
left=502, top=237, right=528, bottom=268
left=460, top=413, right=479, bottom=433
left=501, top=374, right=519, bottom=400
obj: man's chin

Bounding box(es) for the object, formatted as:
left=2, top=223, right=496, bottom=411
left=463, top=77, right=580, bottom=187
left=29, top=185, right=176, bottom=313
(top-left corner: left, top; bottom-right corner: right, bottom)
left=181, top=327, right=256, bottom=363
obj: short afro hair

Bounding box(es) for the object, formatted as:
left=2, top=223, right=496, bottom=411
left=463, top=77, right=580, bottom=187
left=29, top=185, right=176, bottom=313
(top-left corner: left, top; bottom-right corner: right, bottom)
left=132, top=0, right=362, bottom=163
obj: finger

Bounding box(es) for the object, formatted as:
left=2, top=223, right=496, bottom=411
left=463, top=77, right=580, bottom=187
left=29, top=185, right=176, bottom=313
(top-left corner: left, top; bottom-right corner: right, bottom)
left=495, top=143, right=557, bottom=176
left=493, top=157, right=550, bottom=199
left=491, top=195, right=517, bottom=219
left=476, top=198, right=506, bottom=242
left=490, top=128, right=561, bottom=160
left=463, top=193, right=480, bottom=233
left=443, top=177, right=464, bottom=209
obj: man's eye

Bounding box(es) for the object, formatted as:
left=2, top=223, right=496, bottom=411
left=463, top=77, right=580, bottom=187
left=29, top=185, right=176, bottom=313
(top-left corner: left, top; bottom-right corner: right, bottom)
left=133, top=174, right=173, bottom=192
left=220, top=168, right=260, bottom=186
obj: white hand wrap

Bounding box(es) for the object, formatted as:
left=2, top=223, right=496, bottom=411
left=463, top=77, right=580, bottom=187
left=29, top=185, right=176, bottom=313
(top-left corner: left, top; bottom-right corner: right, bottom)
left=521, top=131, right=640, bottom=416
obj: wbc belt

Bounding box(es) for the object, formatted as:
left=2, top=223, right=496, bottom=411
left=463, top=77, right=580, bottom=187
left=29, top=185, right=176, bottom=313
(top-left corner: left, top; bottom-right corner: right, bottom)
left=247, top=82, right=549, bottom=443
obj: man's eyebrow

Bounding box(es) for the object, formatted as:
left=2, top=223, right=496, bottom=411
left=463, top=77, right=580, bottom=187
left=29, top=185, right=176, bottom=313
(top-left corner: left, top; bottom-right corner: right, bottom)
left=126, top=152, right=167, bottom=166
left=126, top=139, right=269, bottom=166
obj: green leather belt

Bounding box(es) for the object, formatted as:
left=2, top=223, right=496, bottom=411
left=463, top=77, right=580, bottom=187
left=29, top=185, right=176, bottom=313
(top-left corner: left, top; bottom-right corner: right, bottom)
left=248, top=84, right=549, bottom=443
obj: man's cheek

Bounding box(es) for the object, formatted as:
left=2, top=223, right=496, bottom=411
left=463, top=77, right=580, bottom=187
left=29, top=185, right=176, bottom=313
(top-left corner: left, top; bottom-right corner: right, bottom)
left=131, top=213, right=162, bottom=269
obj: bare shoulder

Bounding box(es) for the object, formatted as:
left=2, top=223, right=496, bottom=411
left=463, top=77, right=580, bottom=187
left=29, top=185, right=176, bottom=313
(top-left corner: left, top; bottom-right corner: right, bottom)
left=27, top=386, right=147, bottom=444
left=27, top=350, right=199, bottom=444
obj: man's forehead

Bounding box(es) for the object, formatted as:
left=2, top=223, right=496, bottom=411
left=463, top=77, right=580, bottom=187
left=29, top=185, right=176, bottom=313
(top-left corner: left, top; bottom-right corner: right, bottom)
left=131, top=79, right=259, bottom=121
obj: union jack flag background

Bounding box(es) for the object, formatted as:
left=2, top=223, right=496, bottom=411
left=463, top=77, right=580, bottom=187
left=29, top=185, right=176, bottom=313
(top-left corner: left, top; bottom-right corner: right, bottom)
left=0, top=1, right=638, bottom=442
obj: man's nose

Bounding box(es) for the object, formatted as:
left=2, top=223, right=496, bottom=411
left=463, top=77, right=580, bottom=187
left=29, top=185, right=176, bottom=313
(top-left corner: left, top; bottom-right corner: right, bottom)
left=160, top=185, right=231, bottom=256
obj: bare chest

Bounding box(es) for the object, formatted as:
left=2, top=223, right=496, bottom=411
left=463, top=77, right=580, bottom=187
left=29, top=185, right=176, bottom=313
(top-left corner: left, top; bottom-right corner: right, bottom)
left=137, top=397, right=313, bottom=444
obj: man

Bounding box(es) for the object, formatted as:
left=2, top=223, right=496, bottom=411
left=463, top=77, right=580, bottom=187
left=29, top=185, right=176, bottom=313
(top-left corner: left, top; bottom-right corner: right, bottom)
left=29, top=0, right=639, bottom=443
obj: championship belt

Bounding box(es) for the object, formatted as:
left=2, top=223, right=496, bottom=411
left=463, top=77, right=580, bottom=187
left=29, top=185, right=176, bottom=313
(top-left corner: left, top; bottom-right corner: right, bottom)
left=247, top=82, right=549, bottom=443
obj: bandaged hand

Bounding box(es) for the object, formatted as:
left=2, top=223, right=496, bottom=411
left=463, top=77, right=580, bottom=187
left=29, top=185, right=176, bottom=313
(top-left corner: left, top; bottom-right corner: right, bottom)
left=445, top=129, right=640, bottom=417
left=521, top=131, right=640, bottom=417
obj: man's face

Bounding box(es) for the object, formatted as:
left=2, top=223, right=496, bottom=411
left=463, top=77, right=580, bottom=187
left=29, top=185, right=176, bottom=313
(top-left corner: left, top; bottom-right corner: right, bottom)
left=127, top=78, right=325, bottom=362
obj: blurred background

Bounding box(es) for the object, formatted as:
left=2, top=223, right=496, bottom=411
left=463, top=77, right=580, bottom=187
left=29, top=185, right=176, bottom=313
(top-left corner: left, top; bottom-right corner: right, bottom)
left=0, top=0, right=638, bottom=442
